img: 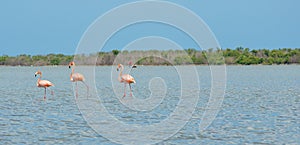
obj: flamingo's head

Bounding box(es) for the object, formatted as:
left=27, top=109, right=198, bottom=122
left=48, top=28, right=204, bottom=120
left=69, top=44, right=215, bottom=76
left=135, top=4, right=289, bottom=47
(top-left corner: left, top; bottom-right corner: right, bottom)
left=69, top=61, right=75, bottom=68
left=117, top=64, right=122, bottom=71
left=35, top=70, right=42, bottom=77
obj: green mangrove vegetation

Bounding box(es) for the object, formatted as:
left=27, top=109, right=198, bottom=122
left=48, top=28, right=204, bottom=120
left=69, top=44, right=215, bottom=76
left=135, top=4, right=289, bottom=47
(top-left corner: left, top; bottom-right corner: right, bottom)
left=1, top=47, right=300, bottom=66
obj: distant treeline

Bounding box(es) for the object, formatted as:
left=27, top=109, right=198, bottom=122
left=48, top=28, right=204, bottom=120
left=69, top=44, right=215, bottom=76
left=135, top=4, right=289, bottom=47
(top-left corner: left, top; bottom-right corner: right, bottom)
left=1, top=47, right=300, bottom=66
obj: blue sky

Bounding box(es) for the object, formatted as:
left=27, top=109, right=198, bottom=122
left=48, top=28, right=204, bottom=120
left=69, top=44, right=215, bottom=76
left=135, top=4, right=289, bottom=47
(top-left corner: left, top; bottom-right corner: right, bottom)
left=0, top=0, right=299, bottom=56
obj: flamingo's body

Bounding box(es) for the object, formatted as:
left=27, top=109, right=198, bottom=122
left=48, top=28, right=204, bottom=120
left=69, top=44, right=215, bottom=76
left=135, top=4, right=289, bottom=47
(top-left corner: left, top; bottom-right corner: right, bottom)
left=69, top=61, right=89, bottom=98
left=117, top=64, right=136, bottom=97
left=35, top=70, right=54, bottom=100
left=37, top=80, right=53, bottom=88
left=70, top=72, right=85, bottom=82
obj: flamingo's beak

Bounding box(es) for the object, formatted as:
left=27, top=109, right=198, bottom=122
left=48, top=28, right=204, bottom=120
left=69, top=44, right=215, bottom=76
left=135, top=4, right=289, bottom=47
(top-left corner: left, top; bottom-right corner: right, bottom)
left=34, top=74, right=37, bottom=77
left=117, top=68, right=119, bottom=71
left=69, top=66, right=71, bottom=69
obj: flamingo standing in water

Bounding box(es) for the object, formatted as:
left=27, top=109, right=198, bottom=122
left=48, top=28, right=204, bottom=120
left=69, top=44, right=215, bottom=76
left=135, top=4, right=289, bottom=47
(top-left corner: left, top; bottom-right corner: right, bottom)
left=117, top=64, right=136, bottom=98
left=68, top=61, right=89, bottom=98
left=128, top=61, right=137, bottom=68
left=128, top=61, right=137, bottom=74
left=35, top=70, right=54, bottom=100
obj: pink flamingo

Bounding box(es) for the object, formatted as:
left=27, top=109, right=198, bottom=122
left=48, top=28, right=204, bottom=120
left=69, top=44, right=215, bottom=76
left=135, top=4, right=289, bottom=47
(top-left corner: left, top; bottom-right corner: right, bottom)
left=35, top=70, right=54, bottom=100
left=117, top=64, right=136, bottom=98
left=128, top=61, right=137, bottom=68
left=69, top=61, right=89, bottom=98
left=128, top=61, right=137, bottom=74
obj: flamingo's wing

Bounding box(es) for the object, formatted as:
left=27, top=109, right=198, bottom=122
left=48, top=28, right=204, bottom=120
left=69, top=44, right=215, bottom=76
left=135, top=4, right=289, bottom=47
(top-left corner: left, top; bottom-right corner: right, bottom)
left=39, top=80, right=54, bottom=87
left=71, top=73, right=85, bottom=81
left=122, top=74, right=136, bottom=83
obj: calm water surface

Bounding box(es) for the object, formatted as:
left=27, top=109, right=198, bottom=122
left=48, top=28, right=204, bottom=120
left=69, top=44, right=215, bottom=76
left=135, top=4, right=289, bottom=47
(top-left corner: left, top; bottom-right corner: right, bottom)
left=0, top=65, right=299, bottom=144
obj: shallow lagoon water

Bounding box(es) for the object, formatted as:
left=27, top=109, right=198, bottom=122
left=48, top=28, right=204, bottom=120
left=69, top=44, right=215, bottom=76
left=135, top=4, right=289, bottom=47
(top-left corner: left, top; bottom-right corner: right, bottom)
left=0, top=65, right=299, bottom=144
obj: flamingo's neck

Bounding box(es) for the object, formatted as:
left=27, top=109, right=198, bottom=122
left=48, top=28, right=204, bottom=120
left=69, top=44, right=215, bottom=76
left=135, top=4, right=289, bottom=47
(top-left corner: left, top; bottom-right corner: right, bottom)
left=118, top=64, right=124, bottom=82
left=37, top=75, right=41, bottom=86
left=70, top=67, right=75, bottom=80
left=72, top=67, right=75, bottom=75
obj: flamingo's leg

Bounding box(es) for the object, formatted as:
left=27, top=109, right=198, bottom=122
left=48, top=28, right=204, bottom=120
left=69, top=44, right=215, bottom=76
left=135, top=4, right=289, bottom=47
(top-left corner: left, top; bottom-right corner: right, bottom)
left=82, top=81, right=89, bottom=99
left=48, top=87, right=54, bottom=95
left=50, top=89, right=54, bottom=96
left=76, top=81, right=78, bottom=98
left=44, top=88, right=46, bottom=100
left=129, top=83, right=133, bottom=97
left=123, top=83, right=126, bottom=98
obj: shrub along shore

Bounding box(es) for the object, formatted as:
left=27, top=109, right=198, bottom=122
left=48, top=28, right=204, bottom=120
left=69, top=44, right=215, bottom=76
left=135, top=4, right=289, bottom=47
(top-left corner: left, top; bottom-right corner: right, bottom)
left=1, top=47, right=300, bottom=66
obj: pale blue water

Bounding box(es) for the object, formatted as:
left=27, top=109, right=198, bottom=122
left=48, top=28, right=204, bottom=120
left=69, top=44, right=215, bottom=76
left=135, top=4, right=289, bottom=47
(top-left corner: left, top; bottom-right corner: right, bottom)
left=0, top=65, right=299, bottom=144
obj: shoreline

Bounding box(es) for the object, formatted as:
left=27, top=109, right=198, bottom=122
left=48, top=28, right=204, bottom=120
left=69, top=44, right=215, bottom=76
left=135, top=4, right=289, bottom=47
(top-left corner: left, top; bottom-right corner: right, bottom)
left=1, top=48, right=300, bottom=66
left=0, top=63, right=299, bottom=67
